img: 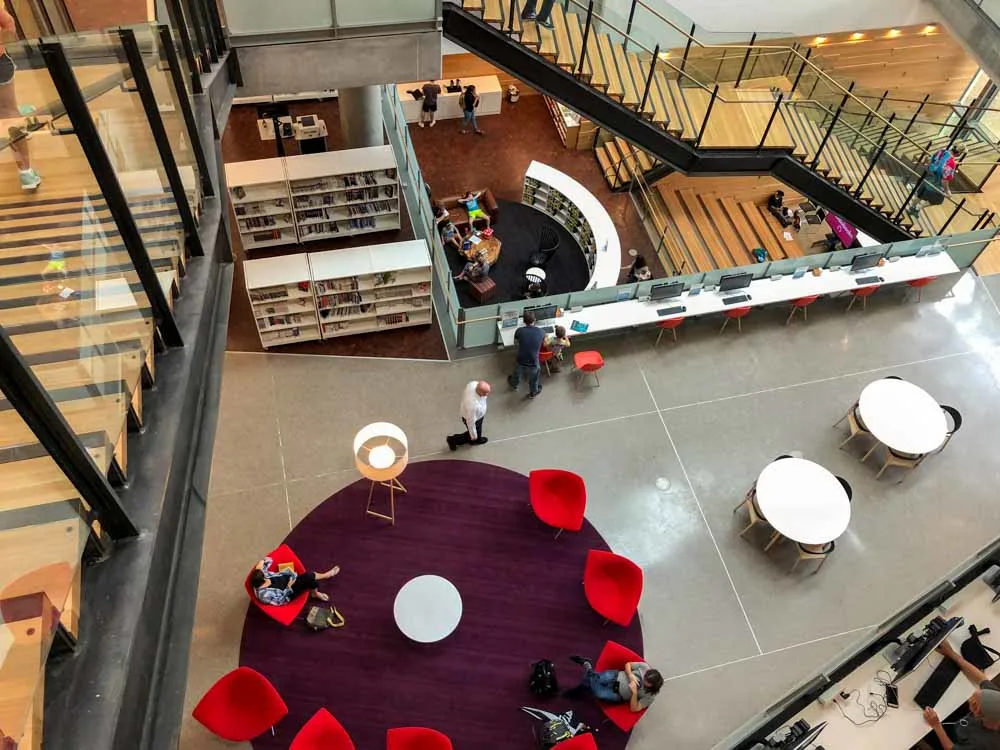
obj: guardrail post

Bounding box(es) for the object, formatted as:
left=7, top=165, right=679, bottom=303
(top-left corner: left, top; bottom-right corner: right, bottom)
left=757, top=93, right=783, bottom=150
left=577, top=1, right=594, bottom=77
left=639, top=44, right=659, bottom=115
left=695, top=84, right=719, bottom=147
left=972, top=209, right=991, bottom=231
left=507, top=0, right=517, bottom=33
left=854, top=141, right=886, bottom=198
left=894, top=170, right=928, bottom=224
left=624, top=0, right=637, bottom=52
left=893, top=95, right=928, bottom=155
left=811, top=103, right=844, bottom=171
left=680, top=22, right=696, bottom=73
left=861, top=90, right=887, bottom=130
left=938, top=197, right=966, bottom=235
left=788, top=47, right=811, bottom=97
left=877, top=112, right=896, bottom=146
left=734, top=32, right=756, bottom=88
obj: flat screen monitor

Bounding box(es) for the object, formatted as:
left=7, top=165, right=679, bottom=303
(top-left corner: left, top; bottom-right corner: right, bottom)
left=784, top=723, right=826, bottom=750
left=719, top=273, right=753, bottom=293
left=850, top=252, right=883, bottom=272
left=526, top=304, right=558, bottom=322
left=891, top=616, right=964, bottom=685
left=650, top=282, right=684, bottom=301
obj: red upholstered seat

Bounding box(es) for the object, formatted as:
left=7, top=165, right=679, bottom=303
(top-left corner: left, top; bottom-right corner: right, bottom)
left=595, top=640, right=648, bottom=731
left=291, top=709, right=355, bottom=750
left=529, top=469, right=587, bottom=536
left=192, top=667, right=288, bottom=741
left=583, top=549, right=643, bottom=626
left=553, top=734, right=598, bottom=749
left=539, top=349, right=556, bottom=375
left=244, top=544, right=309, bottom=626
left=387, top=726, right=453, bottom=750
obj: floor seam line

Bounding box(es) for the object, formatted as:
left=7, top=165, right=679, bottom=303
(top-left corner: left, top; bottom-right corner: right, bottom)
left=639, top=366, right=764, bottom=656
left=270, top=370, right=293, bottom=531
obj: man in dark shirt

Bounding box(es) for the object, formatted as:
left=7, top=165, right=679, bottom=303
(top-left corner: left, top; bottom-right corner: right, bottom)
left=508, top=311, right=545, bottom=399
left=419, top=80, right=441, bottom=128
left=922, top=640, right=1000, bottom=749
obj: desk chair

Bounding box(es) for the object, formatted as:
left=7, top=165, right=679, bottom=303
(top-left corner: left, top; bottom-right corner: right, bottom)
left=655, top=317, right=683, bottom=345
left=906, top=276, right=936, bottom=303
left=573, top=351, right=605, bottom=387
left=792, top=541, right=835, bottom=573
left=847, top=285, right=879, bottom=312
left=833, top=402, right=872, bottom=450
left=862, top=441, right=925, bottom=481
left=291, top=709, right=355, bottom=750
left=720, top=306, right=752, bottom=334
left=939, top=405, right=963, bottom=451
left=193, top=667, right=288, bottom=741
left=539, top=350, right=556, bottom=376
left=786, top=295, right=819, bottom=325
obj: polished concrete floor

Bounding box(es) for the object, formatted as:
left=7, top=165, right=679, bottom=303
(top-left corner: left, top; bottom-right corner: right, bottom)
left=183, top=270, right=1000, bottom=749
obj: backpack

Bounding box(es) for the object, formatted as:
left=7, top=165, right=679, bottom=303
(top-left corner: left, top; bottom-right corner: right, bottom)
left=537, top=718, right=573, bottom=749
left=528, top=659, right=558, bottom=697
left=305, top=605, right=345, bottom=631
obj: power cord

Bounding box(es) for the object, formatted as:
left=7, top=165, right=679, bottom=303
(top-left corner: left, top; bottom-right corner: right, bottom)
left=833, top=669, right=895, bottom=727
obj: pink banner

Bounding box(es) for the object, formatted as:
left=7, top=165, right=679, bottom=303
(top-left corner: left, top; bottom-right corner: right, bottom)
left=826, top=213, right=858, bottom=248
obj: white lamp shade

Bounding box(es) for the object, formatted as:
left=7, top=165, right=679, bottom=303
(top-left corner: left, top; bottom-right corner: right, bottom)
left=354, top=422, right=408, bottom=482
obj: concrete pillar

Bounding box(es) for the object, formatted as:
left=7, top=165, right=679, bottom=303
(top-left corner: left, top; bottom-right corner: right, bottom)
left=338, top=86, right=384, bottom=149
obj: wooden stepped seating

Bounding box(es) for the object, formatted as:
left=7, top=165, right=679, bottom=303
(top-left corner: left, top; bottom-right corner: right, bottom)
left=482, top=0, right=501, bottom=23
left=679, top=189, right=737, bottom=267
left=701, top=194, right=757, bottom=265
left=610, top=40, right=640, bottom=108
left=596, top=137, right=659, bottom=190
left=596, top=146, right=621, bottom=189
left=738, top=201, right=785, bottom=260
left=657, top=187, right=715, bottom=272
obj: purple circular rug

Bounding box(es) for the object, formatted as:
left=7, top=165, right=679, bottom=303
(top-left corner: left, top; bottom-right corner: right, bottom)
left=240, top=460, right=644, bottom=749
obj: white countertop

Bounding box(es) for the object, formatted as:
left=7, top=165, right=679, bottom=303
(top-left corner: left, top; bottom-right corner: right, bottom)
left=498, top=253, right=959, bottom=347
left=395, top=76, right=502, bottom=123
left=243, top=254, right=312, bottom=289
left=858, top=378, right=948, bottom=455
left=756, top=458, right=850, bottom=544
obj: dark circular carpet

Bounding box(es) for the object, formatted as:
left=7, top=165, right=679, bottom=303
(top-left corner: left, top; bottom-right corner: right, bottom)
left=240, top=460, right=644, bottom=750
left=447, top=199, right=592, bottom=308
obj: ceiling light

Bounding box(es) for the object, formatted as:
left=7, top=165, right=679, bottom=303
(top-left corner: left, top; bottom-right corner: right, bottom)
left=887, top=28, right=901, bottom=37
left=850, top=32, right=864, bottom=40
left=813, top=36, right=827, bottom=45
left=923, top=24, right=937, bottom=33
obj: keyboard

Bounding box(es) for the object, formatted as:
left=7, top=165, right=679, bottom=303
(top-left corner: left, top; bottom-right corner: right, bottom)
left=657, top=306, right=686, bottom=317
left=722, top=294, right=751, bottom=305
left=855, top=275, right=883, bottom=285
left=914, top=658, right=961, bottom=708
left=541, top=325, right=555, bottom=333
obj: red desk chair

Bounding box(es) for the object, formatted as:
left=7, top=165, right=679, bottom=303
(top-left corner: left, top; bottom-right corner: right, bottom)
left=291, top=709, right=355, bottom=750
left=539, top=349, right=556, bottom=376
left=244, top=544, right=310, bottom=627
left=192, top=667, right=288, bottom=741
left=846, top=285, right=879, bottom=312
left=583, top=549, right=643, bottom=626
left=553, top=734, right=598, bottom=749
left=529, top=468, right=587, bottom=538
left=387, top=727, right=453, bottom=750
left=719, top=306, right=751, bottom=333
left=595, top=640, right=648, bottom=731
left=786, top=295, right=819, bottom=325
left=906, top=276, right=936, bottom=302
left=573, top=351, right=605, bottom=387
left=655, top=317, right=683, bottom=345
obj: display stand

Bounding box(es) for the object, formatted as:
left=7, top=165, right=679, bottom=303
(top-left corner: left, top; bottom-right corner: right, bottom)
left=395, top=76, right=502, bottom=123
left=243, top=254, right=321, bottom=348
left=309, top=240, right=432, bottom=339
left=225, top=157, right=297, bottom=250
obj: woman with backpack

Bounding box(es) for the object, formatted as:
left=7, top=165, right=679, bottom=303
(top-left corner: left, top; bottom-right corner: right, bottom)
left=908, top=146, right=964, bottom=219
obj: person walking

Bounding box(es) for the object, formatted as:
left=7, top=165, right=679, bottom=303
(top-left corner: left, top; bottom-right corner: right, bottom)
left=419, top=79, right=441, bottom=128
left=0, top=1, right=40, bottom=191
left=508, top=310, right=545, bottom=398
left=459, top=84, right=483, bottom=135
left=447, top=380, right=491, bottom=450
left=908, top=146, right=963, bottom=219
left=521, top=0, right=556, bottom=28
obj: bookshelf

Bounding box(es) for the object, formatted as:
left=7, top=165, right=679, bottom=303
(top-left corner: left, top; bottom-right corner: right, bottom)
left=225, top=158, right=297, bottom=250
left=543, top=96, right=596, bottom=150
left=284, top=147, right=400, bottom=242
left=309, top=240, right=432, bottom=340
left=243, top=254, right=321, bottom=348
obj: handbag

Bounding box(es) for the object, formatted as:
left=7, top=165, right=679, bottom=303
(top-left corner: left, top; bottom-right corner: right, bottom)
left=962, top=625, right=1000, bottom=669
left=305, top=604, right=345, bottom=631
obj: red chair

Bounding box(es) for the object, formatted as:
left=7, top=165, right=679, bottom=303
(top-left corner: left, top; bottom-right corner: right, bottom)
left=906, top=276, right=936, bottom=302
left=291, top=709, right=355, bottom=750
left=244, top=544, right=310, bottom=627
left=595, top=640, right=647, bottom=731
left=846, top=285, right=879, bottom=312
left=387, top=727, right=453, bottom=750
left=553, top=734, right=598, bottom=749
left=719, top=306, right=751, bottom=333
left=583, top=549, right=643, bottom=626
left=785, top=295, right=819, bottom=325
left=539, top=349, right=556, bottom=376
left=655, top=317, right=683, bottom=345
left=192, top=667, right=288, bottom=741
left=529, top=469, right=587, bottom=538
left=574, top=351, right=605, bottom=387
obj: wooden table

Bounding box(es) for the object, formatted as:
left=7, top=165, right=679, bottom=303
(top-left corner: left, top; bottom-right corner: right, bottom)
left=463, top=234, right=501, bottom=265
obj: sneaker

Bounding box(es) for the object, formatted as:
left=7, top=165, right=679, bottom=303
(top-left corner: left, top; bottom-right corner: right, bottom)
left=521, top=10, right=536, bottom=19
left=19, top=168, right=40, bottom=191
left=570, top=655, right=593, bottom=667
left=507, top=375, right=518, bottom=390
left=446, top=436, right=457, bottom=451
left=475, top=129, right=485, bottom=135
left=429, top=120, right=436, bottom=128
left=473, top=437, right=488, bottom=445
left=538, top=17, right=554, bottom=28
left=418, top=121, right=425, bottom=128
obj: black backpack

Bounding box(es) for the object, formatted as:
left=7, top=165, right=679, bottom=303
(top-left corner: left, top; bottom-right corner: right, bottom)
left=537, top=719, right=573, bottom=748
left=528, top=659, right=558, bottom=697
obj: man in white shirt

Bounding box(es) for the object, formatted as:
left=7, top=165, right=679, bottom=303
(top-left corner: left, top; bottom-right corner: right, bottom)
left=446, top=380, right=491, bottom=450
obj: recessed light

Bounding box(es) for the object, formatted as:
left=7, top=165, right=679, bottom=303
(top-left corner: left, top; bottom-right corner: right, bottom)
left=814, top=36, right=827, bottom=44
left=923, top=24, right=937, bottom=33
left=851, top=32, right=864, bottom=40
left=887, top=28, right=901, bottom=37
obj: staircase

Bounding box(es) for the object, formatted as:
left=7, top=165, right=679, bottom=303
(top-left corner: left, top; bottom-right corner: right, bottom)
left=446, top=0, right=993, bottom=241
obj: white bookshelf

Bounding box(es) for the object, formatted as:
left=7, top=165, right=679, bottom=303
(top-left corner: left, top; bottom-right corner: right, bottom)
left=243, top=254, right=321, bottom=348
left=225, top=158, right=297, bottom=250
left=308, top=240, right=432, bottom=340
left=285, top=147, right=400, bottom=242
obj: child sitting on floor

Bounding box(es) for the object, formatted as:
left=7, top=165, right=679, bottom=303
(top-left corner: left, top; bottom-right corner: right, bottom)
left=544, top=325, right=571, bottom=372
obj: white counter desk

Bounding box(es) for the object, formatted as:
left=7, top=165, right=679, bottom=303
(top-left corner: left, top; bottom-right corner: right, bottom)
left=787, top=578, right=1000, bottom=749
left=497, top=253, right=959, bottom=347
left=395, top=76, right=502, bottom=123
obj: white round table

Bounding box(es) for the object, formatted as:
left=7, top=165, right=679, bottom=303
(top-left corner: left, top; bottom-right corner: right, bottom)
left=755, top=458, right=851, bottom=545
left=857, top=379, right=947, bottom=455
left=393, top=575, right=463, bottom=643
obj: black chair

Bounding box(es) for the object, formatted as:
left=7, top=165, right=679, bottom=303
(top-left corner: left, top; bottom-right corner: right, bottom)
left=528, top=225, right=560, bottom=267
left=774, top=454, right=793, bottom=461
left=883, top=375, right=903, bottom=380
left=939, top=405, right=963, bottom=451
left=836, top=476, right=853, bottom=502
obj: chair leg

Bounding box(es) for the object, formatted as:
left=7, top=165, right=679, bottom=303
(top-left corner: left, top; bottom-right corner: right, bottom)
left=791, top=555, right=802, bottom=573
left=733, top=497, right=747, bottom=514
left=554, top=528, right=564, bottom=539
left=833, top=410, right=849, bottom=428
left=814, top=554, right=829, bottom=574
left=719, top=318, right=729, bottom=334
left=655, top=328, right=664, bottom=346
left=737, top=317, right=742, bottom=333
left=786, top=307, right=797, bottom=325
left=846, top=295, right=857, bottom=312
left=594, top=371, right=601, bottom=387
left=861, top=442, right=880, bottom=463
left=862, top=295, right=868, bottom=310
left=838, top=432, right=856, bottom=449
left=672, top=328, right=678, bottom=343
left=764, top=531, right=783, bottom=551
left=875, top=460, right=890, bottom=480
left=738, top=519, right=756, bottom=537
left=803, top=305, right=808, bottom=321
left=917, top=288, right=923, bottom=303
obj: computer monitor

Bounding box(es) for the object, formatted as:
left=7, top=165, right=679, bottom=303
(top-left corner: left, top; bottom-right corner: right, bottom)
left=890, top=616, right=964, bottom=685
left=525, top=304, right=557, bottom=322
left=850, top=252, right=883, bottom=273
left=718, top=272, right=753, bottom=293
left=783, top=722, right=826, bottom=750
left=650, top=282, right=684, bottom=301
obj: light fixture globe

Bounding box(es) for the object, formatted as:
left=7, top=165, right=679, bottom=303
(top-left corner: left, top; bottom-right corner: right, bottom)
left=353, top=422, right=408, bottom=524
left=369, top=445, right=395, bottom=470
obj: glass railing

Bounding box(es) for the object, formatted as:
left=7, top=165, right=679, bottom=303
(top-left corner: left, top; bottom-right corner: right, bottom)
left=222, top=0, right=439, bottom=36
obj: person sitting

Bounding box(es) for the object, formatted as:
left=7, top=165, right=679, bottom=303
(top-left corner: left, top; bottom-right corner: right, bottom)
left=543, top=325, right=571, bottom=372
left=455, top=251, right=490, bottom=282
left=459, top=190, right=491, bottom=229
left=563, top=654, right=662, bottom=712
left=767, top=190, right=790, bottom=225
left=922, top=640, right=1000, bottom=749
left=434, top=202, right=462, bottom=252
left=249, top=556, right=340, bottom=606
left=627, top=254, right=652, bottom=283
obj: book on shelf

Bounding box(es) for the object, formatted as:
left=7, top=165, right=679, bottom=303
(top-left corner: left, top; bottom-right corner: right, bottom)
left=249, top=284, right=309, bottom=303
left=257, top=297, right=313, bottom=315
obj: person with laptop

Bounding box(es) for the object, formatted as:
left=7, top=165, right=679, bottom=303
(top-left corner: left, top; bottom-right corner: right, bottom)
left=562, top=654, right=663, bottom=712
left=921, top=640, right=1000, bottom=749
left=507, top=310, right=545, bottom=399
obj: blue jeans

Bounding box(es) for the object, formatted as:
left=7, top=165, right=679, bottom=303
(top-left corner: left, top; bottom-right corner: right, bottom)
left=508, top=363, right=541, bottom=396
left=522, top=0, right=556, bottom=21
left=584, top=668, right=625, bottom=703
left=462, top=109, right=479, bottom=131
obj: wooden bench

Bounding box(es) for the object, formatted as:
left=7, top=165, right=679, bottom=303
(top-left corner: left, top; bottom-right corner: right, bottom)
left=740, top=201, right=785, bottom=259
left=659, top=188, right=715, bottom=272
left=679, top=189, right=735, bottom=268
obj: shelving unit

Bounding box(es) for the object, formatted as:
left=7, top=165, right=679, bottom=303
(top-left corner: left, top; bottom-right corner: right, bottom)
left=309, top=240, right=432, bottom=340
left=243, top=254, right=321, bottom=348
left=543, top=96, right=596, bottom=150
left=285, top=147, right=400, bottom=242
left=225, top=158, right=297, bottom=250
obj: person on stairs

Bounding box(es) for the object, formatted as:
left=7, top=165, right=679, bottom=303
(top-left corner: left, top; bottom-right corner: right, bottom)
left=521, top=0, right=556, bottom=28
left=0, top=1, right=40, bottom=191
left=250, top=556, right=340, bottom=606
left=563, top=655, right=663, bottom=712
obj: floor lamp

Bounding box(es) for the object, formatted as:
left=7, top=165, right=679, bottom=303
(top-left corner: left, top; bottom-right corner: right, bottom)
left=353, top=422, right=408, bottom=525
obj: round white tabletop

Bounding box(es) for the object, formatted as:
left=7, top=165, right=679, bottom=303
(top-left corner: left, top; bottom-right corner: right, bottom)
left=755, top=458, right=851, bottom=545
left=393, top=575, right=463, bottom=643
left=857, top=379, right=947, bottom=455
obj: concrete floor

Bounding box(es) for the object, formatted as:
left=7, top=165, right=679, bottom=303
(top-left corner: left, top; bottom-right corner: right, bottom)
left=183, top=270, right=1000, bottom=749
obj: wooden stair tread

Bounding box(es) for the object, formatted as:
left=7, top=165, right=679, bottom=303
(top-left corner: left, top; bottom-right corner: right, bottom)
left=603, top=140, right=631, bottom=184
left=659, top=188, right=715, bottom=272
left=702, top=194, right=756, bottom=265
left=755, top=205, right=801, bottom=259
left=636, top=58, right=669, bottom=124
left=597, top=33, right=624, bottom=99
left=596, top=147, right=621, bottom=189
left=678, top=84, right=710, bottom=141
left=463, top=0, right=484, bottom=11
left=626, top=52, right=656, bottom=118
left=720, top=195, right=765, bottom=261
left=740, top=201, right=784, bottom=259
left=550, top=3, right=577, bottom=69
left=566, top=10, right=594, bottom=82
left=655, top=71, right=684, bottom=135
left=610, top=41, right=639, bottom=106
left=536, top=20, right=557, bottom=59
left=482, top=0, right=502, bottom=23
left=679, top=189, right=733, bottom=268
left=617, top=137, right=653, bottom=172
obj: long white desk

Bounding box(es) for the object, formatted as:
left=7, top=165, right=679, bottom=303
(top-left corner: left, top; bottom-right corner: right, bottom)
left=790, top=578, right=1000, bottom=749
left=395, top=76, right=502, bottom=123
left=497, top=253, right=960, bottom=348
